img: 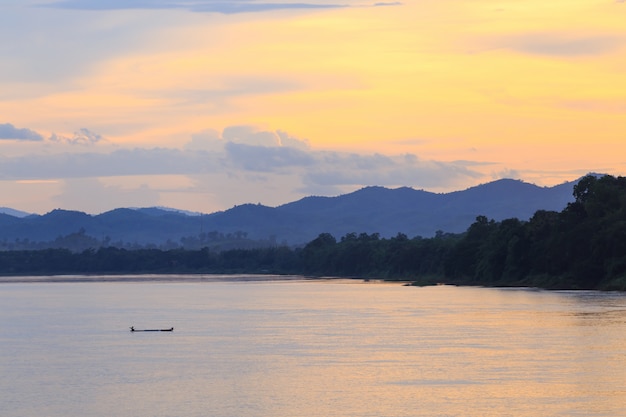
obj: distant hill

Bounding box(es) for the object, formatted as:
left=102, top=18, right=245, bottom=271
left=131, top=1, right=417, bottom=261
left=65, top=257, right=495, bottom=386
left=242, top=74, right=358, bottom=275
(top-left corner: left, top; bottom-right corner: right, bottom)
left=0, top=178, right=578, bottom=249
left=0, top=207, right=31, bottom=218
left=268, top=178, right=575, bottom=242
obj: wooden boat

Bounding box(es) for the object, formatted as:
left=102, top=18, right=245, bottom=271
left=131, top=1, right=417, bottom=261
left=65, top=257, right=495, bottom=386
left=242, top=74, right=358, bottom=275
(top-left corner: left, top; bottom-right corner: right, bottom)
left=130, top=326, right=174, bottom=332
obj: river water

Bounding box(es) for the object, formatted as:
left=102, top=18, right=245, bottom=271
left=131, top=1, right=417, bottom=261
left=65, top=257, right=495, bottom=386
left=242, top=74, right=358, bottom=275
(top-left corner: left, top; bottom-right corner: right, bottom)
left=1, top=276, right=624, bottom=417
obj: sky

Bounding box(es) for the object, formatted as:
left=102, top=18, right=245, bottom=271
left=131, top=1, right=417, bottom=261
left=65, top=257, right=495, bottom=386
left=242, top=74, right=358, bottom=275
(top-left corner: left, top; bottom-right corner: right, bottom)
left=1, top=0, right=625, bottom=215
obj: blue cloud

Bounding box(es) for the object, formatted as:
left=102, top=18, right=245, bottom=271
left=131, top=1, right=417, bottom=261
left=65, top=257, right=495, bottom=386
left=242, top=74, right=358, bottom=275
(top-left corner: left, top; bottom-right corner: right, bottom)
left=39, top=0, right=179, bottom=11
left=0, top=123, right=482, bottom=204
left=303, top=152, right=482, bottom=190
left=49, top=128, right=105, bottom=145
left=225, top=142, right=315, bottom=172
left=42, top=0, right=346, bottom=13
left=0, top=123, right=44, bottom=141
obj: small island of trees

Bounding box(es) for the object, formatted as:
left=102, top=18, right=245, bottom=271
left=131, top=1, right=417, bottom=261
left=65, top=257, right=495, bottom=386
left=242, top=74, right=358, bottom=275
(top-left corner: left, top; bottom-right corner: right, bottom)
left=0, top=174, right=624, bottom=290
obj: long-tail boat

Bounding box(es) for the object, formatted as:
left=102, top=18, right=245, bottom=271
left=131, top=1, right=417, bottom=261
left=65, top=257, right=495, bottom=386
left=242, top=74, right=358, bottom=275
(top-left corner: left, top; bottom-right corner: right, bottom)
left=130, top=326, right=174, bottom=332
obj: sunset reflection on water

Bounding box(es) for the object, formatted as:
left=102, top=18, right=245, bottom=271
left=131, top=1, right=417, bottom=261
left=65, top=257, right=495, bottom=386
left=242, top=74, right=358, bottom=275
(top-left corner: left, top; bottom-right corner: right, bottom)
left=1, top=279, right=624, bottom=417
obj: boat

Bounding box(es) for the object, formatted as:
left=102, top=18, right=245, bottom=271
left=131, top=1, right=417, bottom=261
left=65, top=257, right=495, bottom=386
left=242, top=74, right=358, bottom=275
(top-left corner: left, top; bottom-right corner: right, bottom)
left=130, top=326, right=174, bottom=332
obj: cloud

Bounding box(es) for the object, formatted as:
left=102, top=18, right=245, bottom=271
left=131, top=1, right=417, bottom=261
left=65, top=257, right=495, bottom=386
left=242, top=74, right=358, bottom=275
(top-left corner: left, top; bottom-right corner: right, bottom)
left=184, top=125, right=311, bottom=152
left=225, top=142, right=315, bottom=172
left=42, top=0, right=345, bottom=14
left=0, top=125, right=315, bottom=180
left=0, top=3, right=171, bottom=85
left=277, top=130, right=310, bottom=150
left=49, top=128, right=106, bottom=145
left=184, top=129, right=224, bottom=152
left=223, top=125, right=283, bottom=147
left=190, top=2, right=344, bottom=14
left=452, top=160, right=497, bottom=167
left=221, top=125, right=308, bottom=147
left=53, top=177, right=160, bottom=214
left=215, top=128, right=484, bottom=191
left=491, top=168, right=522, bottom=181
left=0, top=148, right=221, bottom=180
left=301, top=153, right=483, bottom=191
left=1, top=124, right=488, bottom=212
left=493, top=33, right=623, bottom=57
left=0, top=124, right=483, bottom=190
left=0, top=123, right=44, bottom=141
left=41, top=0, right=402, bottom=14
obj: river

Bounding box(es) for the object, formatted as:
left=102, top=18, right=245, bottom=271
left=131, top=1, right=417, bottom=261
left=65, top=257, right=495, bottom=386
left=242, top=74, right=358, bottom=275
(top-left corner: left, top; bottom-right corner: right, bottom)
left=1, top=276, right=624, bottom=416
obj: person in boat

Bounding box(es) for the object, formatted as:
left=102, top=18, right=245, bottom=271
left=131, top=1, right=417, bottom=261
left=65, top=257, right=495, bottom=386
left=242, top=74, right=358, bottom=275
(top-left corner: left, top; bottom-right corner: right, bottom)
left=130, top=326, right=135, bottom=332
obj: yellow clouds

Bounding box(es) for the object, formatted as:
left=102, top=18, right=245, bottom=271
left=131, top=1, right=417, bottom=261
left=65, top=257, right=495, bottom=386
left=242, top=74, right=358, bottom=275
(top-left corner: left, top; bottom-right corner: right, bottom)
left=4, top=1, right=625, bottom=166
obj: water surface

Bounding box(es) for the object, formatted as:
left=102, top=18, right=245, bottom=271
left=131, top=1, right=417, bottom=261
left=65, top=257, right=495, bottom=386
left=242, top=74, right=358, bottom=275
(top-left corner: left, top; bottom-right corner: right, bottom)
left=1, top=277, right=624, bottom=416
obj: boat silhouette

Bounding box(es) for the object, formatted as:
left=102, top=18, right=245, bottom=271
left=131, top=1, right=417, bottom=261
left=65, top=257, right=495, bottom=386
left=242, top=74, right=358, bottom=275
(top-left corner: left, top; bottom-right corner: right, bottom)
left=130, top=326, right=174, bottom=332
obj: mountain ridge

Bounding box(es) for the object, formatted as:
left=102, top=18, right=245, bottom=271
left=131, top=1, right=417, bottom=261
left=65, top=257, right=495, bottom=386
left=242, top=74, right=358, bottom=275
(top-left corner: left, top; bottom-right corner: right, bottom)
left=0, top=178, right=580, bottom=249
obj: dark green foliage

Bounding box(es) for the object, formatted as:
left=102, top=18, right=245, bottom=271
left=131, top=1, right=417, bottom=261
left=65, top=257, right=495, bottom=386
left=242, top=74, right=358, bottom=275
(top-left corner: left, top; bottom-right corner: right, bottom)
left=443, top=174, right=626, bottom=290
left=300, top=233, right=337, bottom=275
left=297, top=231, right=457, bottom=280
left=0, top=245, right=300, bottom=276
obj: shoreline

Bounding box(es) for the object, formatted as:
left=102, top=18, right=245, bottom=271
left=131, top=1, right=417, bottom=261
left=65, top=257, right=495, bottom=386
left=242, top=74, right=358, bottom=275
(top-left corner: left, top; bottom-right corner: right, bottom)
left=0, top=274, right=390, bottom=284
left=0, top=274, right=315, bottom=284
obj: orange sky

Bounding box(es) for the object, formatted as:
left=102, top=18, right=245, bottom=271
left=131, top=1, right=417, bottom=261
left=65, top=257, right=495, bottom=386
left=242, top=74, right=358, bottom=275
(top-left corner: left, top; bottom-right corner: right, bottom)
left=0, top=0, right=624, bottom=214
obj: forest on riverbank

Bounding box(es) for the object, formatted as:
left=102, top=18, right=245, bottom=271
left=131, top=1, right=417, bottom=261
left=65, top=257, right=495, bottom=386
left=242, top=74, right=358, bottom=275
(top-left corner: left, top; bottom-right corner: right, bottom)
left=1, top=175, right=624, bottom=290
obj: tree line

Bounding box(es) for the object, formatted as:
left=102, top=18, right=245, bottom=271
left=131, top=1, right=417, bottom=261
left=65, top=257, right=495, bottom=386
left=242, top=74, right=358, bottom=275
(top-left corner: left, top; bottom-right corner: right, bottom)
left=1, top=175, right=624, bottom=290
left=0, top=228, right=278, bottom=252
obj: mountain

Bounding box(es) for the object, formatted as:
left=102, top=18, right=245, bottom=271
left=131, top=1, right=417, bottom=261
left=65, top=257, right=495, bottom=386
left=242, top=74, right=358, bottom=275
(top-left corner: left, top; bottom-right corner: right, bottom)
left=0, top=207, right=31, bottom=218
left=268, top=179, right=576, bottom=241
left=132, top=206, right=202, bottom=217
left=0, top=178, right=578, bottom=249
